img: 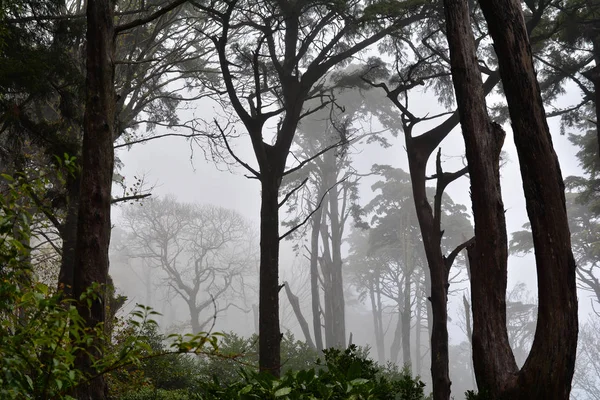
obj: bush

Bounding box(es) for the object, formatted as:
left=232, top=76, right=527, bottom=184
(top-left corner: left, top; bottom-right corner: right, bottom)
left=195, top=344, right=427, bottom=400
left=195, top=331, right=319, bottom=385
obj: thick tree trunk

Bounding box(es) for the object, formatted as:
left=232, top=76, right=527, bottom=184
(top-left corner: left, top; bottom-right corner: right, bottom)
left=319, top=214, right=335, bottom=348
left=443, top=1, right=517, bottom=396
left=478, top=1, right=578, bottom=399
left=72, top=0, right=115, bottom=397
left=445, top=0, right=578, bottom=398
left=258, top=172, right=281, bottom=376
left=190, top=305, right=201, bottom=335
left=309, top=206, right=324, bottom=351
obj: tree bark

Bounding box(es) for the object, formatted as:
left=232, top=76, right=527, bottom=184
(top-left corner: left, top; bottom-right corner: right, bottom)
left=259, top=170, right=282, bottom=377
left=72, top=0, right=116, bottom=397
left=478, top=1, right=578, bottom=398
left=443, top=1, right=516, bottom=395
left=444, top=0, right=579, bottom=398
left=407, top=142, right=451, bottom=400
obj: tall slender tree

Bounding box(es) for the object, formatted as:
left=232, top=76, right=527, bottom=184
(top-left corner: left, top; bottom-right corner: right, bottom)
left=194, top=0, right=427, bottom=376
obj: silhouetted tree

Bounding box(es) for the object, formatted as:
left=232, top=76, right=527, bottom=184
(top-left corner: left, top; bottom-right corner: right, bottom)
left=444, top=0, right=578, bottom=398
left=193, top=0, right=427, bottom=376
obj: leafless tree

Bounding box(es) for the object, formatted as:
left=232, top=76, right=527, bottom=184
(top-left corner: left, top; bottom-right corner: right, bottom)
left=123, top=196, right=257, bottom=334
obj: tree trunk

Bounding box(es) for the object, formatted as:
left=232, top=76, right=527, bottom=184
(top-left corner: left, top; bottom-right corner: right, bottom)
left=319, top=212, right=335, bottom=348
left=190, top=304, right=201, bottom=335
left=415, top=280, right=423, bottom=376
left=327, top=169, right=346, bottom=349
left=478, top=1, right=578, bottom=398
left=390, top=307, right=403, bottom=365
left=401, top=225, right=413, bottom=369
left=258, top=171, right=281, bottom=377
left=369, top=278, right=385, bottom=363
left=309, top=203, right=324, bottom=351
left=445, top=0, right=579, bottom=398
left=407, top=146, right=450, bottom=399
left=402, top=274, right=412, bottom=369
left=72, top=0, right=116, bottom=397
left=58, top=174, right=80, bottom=297
left=443, top=1, right=516, bottom=395
left=283, top=281, right=315, bottom=349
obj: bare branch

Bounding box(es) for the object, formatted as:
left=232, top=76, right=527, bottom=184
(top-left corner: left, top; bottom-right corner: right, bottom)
left=214, top=119, right=260, bottom=178
left=111, top=193, right=152, bottom=204
left=279, top=177, right=347, bottom=241
left=279, top=177, right=308, bottom=208
left=114, top=0, right=189, bottom=34
left=445, top=237, right=475, bottom=271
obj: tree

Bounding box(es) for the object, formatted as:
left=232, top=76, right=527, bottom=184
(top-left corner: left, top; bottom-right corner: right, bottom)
left=1, top=0, right=209, bottom=300
left=194, top=0, right=427, bottom=376
left=123, top=197, right=256, bottom=334
left=280, top=73, right=397, bottom=352
left=573, top=315, right=600, bottom=400
left=347, top=165, right=471, bottom=372
left=444, top=0, right=578, bottom=398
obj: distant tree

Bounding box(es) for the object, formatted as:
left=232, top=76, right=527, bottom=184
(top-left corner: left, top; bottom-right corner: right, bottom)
left=347, top=165, right=471, bottom=371
left=123, top=197, right=256, bottom=334
left=444, top=0, right=577, bottom=399
left=193, top=0, right=428, bottom=376
left=280, top=72, right=397, bottom=352
left=573, top=315, right=600, bottom=400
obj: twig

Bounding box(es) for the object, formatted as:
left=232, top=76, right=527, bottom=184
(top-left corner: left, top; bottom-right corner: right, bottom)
left=214, top=119, right=260, bottom=178
left=279, top=177, right=348, bottom=241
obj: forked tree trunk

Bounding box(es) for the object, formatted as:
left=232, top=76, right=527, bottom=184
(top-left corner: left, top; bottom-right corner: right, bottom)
left=72, top=0, right=116, bottom=397
left=478, top=1, right=578, bottom=398
left=407, top=152, right=450, bottom=399
left=444, top=0, right=578, bottom=398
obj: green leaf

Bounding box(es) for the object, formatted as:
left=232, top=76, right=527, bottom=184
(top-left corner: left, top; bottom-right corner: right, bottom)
left=274, top=387, right=292, bottom=397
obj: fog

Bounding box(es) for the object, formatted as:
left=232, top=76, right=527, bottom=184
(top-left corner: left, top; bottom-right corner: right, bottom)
left=108, top=79, right=593, bottom=397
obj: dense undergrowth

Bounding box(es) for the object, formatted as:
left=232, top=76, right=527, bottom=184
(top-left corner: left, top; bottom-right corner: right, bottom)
left=112, top=324, right=428, bottom=400
left=0, top=174, right=481, bottom=400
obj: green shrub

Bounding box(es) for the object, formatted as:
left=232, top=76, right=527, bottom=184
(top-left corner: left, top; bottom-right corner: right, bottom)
left=194, top=344, right=427, bottom=400
left=118, top=387, right=194, bottom=400
left=195, top=331, right=319, bottom=386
